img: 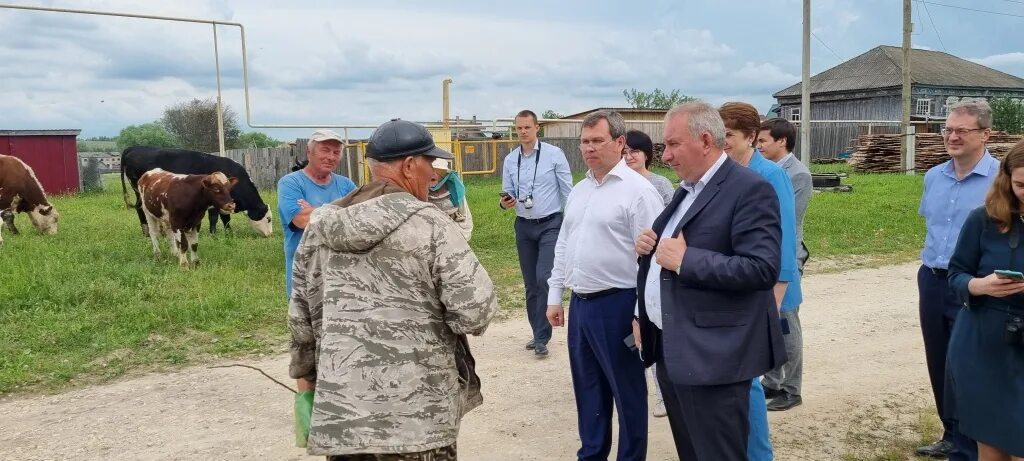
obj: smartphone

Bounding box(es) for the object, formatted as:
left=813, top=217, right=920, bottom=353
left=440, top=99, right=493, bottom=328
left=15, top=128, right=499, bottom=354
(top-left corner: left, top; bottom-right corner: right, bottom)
left=623, top=333, right=638, bottom=352
left=994, top=269, right=1024, bottom=280
left=499, top=191, right=513, bottom=199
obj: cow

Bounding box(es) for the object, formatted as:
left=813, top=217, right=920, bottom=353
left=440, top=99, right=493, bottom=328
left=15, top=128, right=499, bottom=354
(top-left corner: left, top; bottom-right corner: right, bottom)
left=121, top=146, right=272, bottom=238
left=0, top=154, right=59, bottom=245
left=138, top=168, right=237, bottom=269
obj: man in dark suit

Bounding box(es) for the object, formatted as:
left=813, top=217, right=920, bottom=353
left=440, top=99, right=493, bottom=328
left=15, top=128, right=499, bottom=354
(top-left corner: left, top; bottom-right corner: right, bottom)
left=632, top=101, right=787, bottom=460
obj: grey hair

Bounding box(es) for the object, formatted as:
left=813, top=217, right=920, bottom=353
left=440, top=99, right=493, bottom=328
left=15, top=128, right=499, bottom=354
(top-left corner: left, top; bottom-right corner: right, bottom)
left=665, top=101, right=727, bottom=148
left=949, top=98, right=993, bottom=129
left=582, top=110, right=626, bottom=139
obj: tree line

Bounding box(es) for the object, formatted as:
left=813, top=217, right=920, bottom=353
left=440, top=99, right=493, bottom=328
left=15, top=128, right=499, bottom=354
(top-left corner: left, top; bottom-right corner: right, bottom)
left=115, top=98, right=283, bottom=152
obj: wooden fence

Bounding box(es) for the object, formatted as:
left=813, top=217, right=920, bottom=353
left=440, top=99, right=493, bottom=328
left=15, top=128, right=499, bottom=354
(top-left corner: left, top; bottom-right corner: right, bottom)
left=220, top=137, right=592, bottom=190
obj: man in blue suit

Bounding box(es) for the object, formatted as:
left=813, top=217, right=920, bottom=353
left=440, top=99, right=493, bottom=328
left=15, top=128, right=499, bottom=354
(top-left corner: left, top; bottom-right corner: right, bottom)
left=633, top=101, right=787, bottom=460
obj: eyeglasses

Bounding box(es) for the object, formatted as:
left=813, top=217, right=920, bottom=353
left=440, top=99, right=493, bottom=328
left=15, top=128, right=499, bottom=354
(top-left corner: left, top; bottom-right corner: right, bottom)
left=578, top=138, right=615, bottom=151
left=941, top=127, right=987, bottom=137
left=621, top=149, right=645, bottom=157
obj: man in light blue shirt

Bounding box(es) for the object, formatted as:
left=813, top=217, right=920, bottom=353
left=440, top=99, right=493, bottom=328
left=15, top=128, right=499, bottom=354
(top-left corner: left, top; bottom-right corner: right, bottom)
left=278, top=129, right=356, bottom=297
left=915, top=100, right=998, bottom=461
left=500, top=109, right=573, bottom=357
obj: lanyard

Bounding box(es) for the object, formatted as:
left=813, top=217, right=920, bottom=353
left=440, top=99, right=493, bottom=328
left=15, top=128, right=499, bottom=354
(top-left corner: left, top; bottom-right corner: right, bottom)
left=516, top=142, right=541, bottom=199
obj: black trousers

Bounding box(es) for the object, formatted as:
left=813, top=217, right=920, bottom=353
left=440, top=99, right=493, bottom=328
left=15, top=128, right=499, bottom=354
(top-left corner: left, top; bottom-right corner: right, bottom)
left=917, top=265, right=977, bottom=461
left=514, top=213, right=562, bottom=345
left=657, top=355, right=750, bottom=461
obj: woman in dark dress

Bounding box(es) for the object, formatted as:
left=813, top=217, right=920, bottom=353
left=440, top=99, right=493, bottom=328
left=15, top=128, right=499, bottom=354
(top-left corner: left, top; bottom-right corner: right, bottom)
left=947, top=140, right=1024, bottom=460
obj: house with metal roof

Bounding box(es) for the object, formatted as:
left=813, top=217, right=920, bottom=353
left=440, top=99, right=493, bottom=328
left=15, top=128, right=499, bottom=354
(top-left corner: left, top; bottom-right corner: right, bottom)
left=773, top=45, right=1024, bottom=159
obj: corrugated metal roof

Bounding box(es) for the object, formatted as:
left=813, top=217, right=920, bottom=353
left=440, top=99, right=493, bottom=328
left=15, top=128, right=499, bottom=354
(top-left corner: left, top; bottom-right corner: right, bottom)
left=774, top=46, right=1024, bottom=98
left=0, top=129, right=81, bottom=136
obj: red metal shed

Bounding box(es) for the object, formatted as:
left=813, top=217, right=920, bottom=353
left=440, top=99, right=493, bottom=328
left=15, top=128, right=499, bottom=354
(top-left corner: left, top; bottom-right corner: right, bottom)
left=0, top=129, right=82, bottom=194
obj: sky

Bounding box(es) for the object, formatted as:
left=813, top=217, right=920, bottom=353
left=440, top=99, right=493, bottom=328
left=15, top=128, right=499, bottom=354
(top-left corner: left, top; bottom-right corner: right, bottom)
left=1, top=0, right=1023, bottom=141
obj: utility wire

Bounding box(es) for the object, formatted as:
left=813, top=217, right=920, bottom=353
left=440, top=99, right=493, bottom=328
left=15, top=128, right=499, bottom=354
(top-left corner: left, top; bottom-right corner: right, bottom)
left=917, top=1, right=1024, bottom=18
left=811, top=32, right=843, bottom=60
left=918, top=0, right=949, bottom=52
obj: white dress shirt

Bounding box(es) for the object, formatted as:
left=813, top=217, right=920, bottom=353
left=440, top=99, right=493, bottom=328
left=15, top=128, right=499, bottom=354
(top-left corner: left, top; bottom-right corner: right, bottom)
left=547, top=159, right=664, bottom=305
left=643, top=152, right=727, bottom=329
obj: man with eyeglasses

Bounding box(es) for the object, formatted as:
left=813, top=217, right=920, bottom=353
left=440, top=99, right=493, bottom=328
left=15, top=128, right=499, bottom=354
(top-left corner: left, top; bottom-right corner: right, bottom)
left=546, top=110, right=663, bottom=460
left=916, top=98, right=999, bottom=461
left=500, top=109, right=573, bottom=357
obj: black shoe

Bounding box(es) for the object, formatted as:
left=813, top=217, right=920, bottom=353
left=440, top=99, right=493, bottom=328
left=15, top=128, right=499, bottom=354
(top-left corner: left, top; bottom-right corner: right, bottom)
left=767, top=392, right=802, bottom=411
left=915, top=440, right=953, bottom=459
left=534, top=343, right=548, bottom=356
left=525, top=340, right=536, bottom=350
left=762, top=384, right=784, bottom=400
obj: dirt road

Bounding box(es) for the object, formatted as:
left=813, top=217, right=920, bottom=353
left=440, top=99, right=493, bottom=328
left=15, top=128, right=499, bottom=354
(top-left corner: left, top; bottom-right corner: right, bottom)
left=0, top=262, right=934, bottom=460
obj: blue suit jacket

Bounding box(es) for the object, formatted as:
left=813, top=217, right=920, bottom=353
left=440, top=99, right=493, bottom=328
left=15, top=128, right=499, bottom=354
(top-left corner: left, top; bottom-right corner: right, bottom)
left=637, top=158, right=788, bottom=386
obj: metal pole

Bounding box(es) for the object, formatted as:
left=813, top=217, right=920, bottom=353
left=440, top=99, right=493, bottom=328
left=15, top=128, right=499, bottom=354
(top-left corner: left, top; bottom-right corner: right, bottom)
left=213, top=23, right=225, bottom=155
left=902, top=0, right=913, bottom=173
left=0, top=3, right=483, bottom=134
left=800, top=0, right=811, bottom=165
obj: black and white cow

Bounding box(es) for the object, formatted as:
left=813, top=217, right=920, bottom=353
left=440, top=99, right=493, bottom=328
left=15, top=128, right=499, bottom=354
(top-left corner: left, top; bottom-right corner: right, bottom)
left=121, top=146, right=272, bottom=237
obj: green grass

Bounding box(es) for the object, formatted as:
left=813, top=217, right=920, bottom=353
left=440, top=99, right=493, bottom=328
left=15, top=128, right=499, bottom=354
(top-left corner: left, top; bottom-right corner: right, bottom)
left=1, top=166, right=925, bottom=394
left=0, top=176, right=287, bottom=394
left=805, top=169, right=923, bottom=259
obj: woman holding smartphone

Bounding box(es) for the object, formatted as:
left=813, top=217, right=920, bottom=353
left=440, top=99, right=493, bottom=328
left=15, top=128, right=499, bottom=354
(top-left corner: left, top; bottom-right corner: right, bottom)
left=947, top=139, right=1024, bottom=460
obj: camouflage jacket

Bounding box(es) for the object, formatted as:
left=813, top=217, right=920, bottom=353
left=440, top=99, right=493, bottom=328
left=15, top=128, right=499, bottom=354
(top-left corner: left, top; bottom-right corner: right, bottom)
left=288, top=181, right=498, bottom=456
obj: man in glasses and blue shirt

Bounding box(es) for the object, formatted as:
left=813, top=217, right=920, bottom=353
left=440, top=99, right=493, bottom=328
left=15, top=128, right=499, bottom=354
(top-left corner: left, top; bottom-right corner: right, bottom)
left=916, top=99, right=999, bottom=461
left=500, top=109, right=574, bottom=357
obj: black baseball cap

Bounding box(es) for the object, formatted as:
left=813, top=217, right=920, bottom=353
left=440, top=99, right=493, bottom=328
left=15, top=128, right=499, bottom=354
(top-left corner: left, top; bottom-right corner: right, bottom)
left=365, top=119, right=454, bottom=161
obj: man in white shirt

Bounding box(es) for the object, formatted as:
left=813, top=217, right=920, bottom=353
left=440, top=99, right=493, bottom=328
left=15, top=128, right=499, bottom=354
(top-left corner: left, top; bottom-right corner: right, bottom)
left=546, top=110, right=664, bottom=461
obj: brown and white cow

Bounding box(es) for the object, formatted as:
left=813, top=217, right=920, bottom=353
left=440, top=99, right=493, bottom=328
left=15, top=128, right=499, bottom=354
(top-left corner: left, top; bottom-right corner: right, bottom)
left=138, top=168, right=237, bottom=269
left=0, top=154, right=59, bottom=245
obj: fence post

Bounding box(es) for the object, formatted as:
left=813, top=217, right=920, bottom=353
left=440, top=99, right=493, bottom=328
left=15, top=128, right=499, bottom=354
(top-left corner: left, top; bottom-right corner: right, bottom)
left=906, top=125, right=916, bottom=175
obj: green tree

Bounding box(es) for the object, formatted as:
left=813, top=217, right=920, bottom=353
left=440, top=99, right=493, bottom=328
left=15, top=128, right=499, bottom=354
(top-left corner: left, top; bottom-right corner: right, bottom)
left=541, top=110, right=564, bottom=119
left=622, top=88, right=695, bottom=109
left=116, top=122, right=176, bottom=150
left=235, top=131, right=283, bottom=149
left=991, top=97, right=1024, bottom=134
left=162, top=98, right=241, bottom=152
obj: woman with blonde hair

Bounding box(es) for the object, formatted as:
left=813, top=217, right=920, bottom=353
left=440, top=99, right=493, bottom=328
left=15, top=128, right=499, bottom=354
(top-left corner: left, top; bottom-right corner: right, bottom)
left=947, top=139, right=1024, bottom=460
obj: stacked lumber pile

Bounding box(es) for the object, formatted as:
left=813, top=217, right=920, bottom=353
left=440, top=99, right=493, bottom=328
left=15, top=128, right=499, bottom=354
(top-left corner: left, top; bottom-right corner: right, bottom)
left=851, top=132, right=1023, bottom=172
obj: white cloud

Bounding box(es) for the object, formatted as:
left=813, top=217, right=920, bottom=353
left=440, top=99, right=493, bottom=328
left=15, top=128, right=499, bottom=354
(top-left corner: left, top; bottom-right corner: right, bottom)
left=1, top=0, right=1018, bottom=140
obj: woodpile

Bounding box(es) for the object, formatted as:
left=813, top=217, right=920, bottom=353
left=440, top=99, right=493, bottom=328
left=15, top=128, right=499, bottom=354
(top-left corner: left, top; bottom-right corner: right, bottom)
left=850, top=132, right=1023, bottom=172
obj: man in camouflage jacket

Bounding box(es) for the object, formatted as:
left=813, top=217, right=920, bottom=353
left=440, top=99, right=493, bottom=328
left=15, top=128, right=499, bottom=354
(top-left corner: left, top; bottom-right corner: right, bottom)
left=288, top=119, right=498, bottom=460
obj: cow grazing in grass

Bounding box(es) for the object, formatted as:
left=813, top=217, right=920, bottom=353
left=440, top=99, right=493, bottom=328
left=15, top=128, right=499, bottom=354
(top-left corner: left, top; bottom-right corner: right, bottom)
left=121, top=146, right=272, bottom=237
left=0, top=154, right=59, bottom=245
left=139, top=168, right=237, bottom=269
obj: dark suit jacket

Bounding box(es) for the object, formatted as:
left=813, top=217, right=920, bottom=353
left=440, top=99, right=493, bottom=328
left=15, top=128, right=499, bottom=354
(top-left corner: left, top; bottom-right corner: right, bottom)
left=637, top=157, right=788, bottom=386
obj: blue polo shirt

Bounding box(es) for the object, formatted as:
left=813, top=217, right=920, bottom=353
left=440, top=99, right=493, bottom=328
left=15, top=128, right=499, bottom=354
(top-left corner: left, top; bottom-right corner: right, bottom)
left=277, top=171, right=356, bottom=297
left=749, top=150, right=802, bottom=311
left=919, top=151, right=999, bottom=269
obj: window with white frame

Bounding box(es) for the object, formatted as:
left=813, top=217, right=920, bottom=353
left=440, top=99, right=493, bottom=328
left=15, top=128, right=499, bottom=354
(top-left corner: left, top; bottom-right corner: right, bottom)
left=789, top=107, right=801, bottom=121
left=916, top=99, right=932, bottom=116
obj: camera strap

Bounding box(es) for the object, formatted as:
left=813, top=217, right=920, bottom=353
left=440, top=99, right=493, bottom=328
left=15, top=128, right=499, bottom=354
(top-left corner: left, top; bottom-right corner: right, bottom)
left=516, top=143, right=541, bottom=200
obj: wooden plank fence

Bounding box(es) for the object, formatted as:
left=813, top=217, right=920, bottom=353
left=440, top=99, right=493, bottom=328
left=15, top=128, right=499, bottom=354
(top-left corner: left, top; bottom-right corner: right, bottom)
left=219, top=137, right=598, bottom=190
